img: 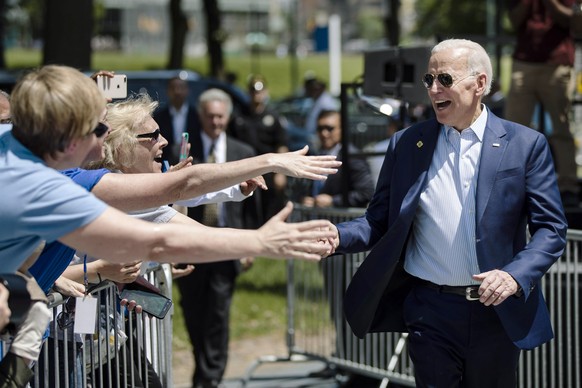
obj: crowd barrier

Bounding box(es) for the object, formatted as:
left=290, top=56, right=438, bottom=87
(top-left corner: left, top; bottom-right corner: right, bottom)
left=246, top=206, right=582, bottom=388
left=1, top=263, right=174, bottom=388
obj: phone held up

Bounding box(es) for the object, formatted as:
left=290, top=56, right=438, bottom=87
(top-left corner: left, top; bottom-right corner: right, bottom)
left=119, top=288, right=173, bottom=319
left=179, top=132, right=189, bottom=161
left=97, top=74, right=128, bottom=99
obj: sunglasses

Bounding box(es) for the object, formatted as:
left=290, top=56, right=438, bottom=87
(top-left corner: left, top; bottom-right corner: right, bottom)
left=136, top=128, right=161, bottom=142
left=92, top=122, right=109, bottom=138
left=316, top=125, right=336, bottom=132
left=422, top=73, right=477, bottom=89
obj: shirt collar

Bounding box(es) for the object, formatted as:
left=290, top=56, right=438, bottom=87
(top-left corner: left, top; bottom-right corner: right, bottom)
left=169, top=104, right=188, bottom=116
left=444, top=104, right=488, bottom=142
left=201, top=131, right=226, bottom=154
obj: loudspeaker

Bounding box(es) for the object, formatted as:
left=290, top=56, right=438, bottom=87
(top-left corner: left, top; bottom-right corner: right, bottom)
left=363, top=46, right=432, bottom=105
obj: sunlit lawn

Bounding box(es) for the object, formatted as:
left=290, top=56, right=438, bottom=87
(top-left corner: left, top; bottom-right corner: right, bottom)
left=171, top=258, right=289, bottom=350
left=4, top=48, right=364, bottom=99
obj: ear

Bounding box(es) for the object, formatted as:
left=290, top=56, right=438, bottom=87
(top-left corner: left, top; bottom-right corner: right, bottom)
left=64, top=137, right=79, bottom=154
left=475, top=73, right=487, bottom=97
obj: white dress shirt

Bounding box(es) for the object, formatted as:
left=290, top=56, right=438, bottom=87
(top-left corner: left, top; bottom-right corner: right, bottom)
left=404, top=107, right=488, bottom=286
left=169, top=104, right=189, bottom=144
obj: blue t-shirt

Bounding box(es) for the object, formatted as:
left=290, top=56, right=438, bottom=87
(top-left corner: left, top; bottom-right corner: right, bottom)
left=0, top=125, right=108, bottom=273
left=29, top=168, right=110, bottom=292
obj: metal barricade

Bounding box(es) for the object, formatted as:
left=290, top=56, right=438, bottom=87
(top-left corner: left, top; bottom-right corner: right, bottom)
left=0, top=264, right=173, bottom=388
left=247, top=206, right=582, bottom=388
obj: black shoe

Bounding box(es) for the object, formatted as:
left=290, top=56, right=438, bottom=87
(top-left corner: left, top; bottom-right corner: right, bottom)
left=193, top=379, right=224, bottom=388
left=339, top=373, right=382, bottom=387
left=308, top=365, right=339, bottom=379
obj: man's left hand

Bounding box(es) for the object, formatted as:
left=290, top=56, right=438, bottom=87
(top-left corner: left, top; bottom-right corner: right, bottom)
left=472, top=270, right=520, bottom=306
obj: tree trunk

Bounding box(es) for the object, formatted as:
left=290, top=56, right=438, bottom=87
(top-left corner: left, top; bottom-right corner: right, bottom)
left=0, top=0, right=6, bottom=69
left=384, top=0, right=400, bottom=46
left=43, top=0, right=92, bottom=69
left=203, top=0, right=224, bottom=79
left=167, top=0, right=188, bottom=69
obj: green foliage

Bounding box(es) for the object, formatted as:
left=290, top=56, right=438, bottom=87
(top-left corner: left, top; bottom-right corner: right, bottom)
left=356, top=9, right=385, bottom=42
left=414, top=0, right=488, bottom=38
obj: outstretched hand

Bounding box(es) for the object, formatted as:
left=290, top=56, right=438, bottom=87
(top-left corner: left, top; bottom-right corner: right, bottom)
left=257, top=201, right=338, bottom=260
left=272, top=146, right=342, bottom=181
left=170, top=156, right=193, bottom=172
left=240, top=176, right=267, bottom=195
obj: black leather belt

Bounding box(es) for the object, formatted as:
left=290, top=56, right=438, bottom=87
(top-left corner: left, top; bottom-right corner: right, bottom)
left=417, top=279, right=481, bottom=301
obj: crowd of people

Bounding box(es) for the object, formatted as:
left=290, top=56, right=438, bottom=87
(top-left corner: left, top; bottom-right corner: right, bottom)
left=0, top=4, right=578, bottom=384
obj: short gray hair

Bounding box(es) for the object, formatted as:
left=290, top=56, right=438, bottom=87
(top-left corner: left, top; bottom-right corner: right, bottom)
left=432, top=39, right=493, bottom=96
left=197, top=88, right=233, bottom=116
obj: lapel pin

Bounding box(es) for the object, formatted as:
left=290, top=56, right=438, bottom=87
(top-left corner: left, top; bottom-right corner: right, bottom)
left=492, top=143, right=500, bottom=147
left=417, top=141, right=423, bottom=148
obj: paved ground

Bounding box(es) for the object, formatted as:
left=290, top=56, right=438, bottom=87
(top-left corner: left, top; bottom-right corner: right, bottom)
left=171, top=333, right=384, bottom=388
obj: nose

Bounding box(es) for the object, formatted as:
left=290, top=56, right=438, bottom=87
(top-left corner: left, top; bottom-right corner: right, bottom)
left=159, top=134, right=168, bottom=148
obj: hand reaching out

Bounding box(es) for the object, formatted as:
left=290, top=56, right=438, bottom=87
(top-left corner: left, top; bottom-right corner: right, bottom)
left=257, top=202, right=338, bottom=260
left=271, top=146, right=341, bottom=180
left=169, top=156, right=193, bottom=172
left=171, top=264, right=195, bottom=279
left=93, top=260, right=142, bottom=284
left=53, top=276, right=85, bottom=298
left=240, top=176, right=267, bottom=196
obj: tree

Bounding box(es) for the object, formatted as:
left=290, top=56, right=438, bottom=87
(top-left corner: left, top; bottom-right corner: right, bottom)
left=203, top=0, right=225, bottom=79
left=43, top=0, right=93, bottom=69
left=0, top=0, right=6, bottom=68
left=384, top=0, right=400, bottom=46
left=167, top=0, right=188, bottom=69
left=414, top=0, right=487, bottom=39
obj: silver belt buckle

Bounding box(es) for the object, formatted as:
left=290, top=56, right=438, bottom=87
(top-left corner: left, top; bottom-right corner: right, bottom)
left=465, top=286, right=480, bottom=301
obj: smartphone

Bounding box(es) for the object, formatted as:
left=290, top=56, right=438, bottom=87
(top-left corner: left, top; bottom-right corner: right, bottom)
left=97, top=74, right=127, bottom=99
left=179, top=132, right=189, bottom=161
left=119, top=288, right=172, bottom=319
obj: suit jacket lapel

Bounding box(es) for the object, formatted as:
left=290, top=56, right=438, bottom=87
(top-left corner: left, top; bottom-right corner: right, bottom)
left=476, top=114, right=508, bottom=223
left=397, top=119, right=440, bottom=226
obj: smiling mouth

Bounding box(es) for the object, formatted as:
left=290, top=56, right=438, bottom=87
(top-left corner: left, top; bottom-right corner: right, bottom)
left=435, top=100, right=451, bottom=109
left=154, top=156, right=163, bottom=163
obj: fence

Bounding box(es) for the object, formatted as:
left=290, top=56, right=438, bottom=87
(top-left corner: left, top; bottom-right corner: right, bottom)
left=0, top=263, right=173, bottom=388
left=247, top=206, right=582, bottom=388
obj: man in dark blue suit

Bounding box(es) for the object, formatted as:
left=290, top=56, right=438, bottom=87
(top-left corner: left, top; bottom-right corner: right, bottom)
left=153, top=76, right=200, bottom=165
left=327, top=39, right=567, bottom=387
left=176, top=88, right=261, bottom=388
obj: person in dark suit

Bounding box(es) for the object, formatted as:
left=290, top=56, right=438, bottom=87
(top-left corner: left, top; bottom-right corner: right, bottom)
left=153, top=76, right=200, bottom=165
left=300, top=109, right=374, bottom=208
left=326, top=39, right=567, bottom=387
left=229, top=74, right=289, bottom=222
left=176, top=88, right=261, bottom=388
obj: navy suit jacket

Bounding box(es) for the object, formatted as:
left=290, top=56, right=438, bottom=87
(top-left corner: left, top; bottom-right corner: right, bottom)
left=153, top=104, right=200, bottom=166
left=336, top=110, right=567, bottom=350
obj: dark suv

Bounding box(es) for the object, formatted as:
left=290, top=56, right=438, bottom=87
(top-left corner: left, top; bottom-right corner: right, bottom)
left=1, top=69, right=250, bottom=117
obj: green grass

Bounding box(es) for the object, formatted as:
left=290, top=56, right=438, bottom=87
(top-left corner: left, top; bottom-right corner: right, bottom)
left=4, top=48, right=364, bottom=99
left=172, top=258, right=288, bottom=349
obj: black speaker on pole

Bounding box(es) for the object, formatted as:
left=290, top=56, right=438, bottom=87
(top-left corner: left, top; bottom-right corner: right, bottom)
left=363, top=46, right=432, bottom=106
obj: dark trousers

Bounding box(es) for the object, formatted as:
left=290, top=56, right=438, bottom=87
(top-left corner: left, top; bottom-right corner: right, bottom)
left=403, top=285, right=520, bottom=388
left=177, top=261, right=237, bottom=385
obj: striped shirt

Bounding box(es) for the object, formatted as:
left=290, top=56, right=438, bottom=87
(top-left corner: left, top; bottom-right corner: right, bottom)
left=404, top=107, right=488, bottom=286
